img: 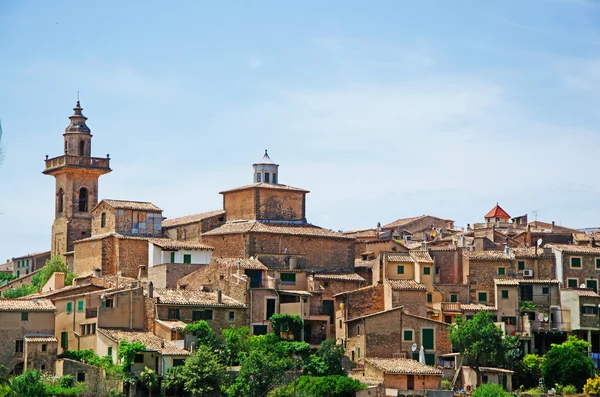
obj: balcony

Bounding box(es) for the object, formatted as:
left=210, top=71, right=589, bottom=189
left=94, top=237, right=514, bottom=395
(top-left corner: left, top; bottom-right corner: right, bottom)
left=44, top=155, right=111, bottom=173
left=442, top=302, right=462, bottom=312
left=280, top=302, right=302, bottom=316
left=530, top=321, right=570, bottom=332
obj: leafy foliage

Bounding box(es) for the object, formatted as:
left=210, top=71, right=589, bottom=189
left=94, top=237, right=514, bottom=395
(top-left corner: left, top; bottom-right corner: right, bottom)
left=303, top=339, right=345, bottom=377
left=268, top=376, right=365, bottom=397
left=5, top=370, right=48, bottom=397
left=514, top=354, right=543, bottom=389
left=472, top=383, right=510, bottom=397
left=541, top=336, right=594, bottom=391
left=270, top=314, right=303, bottom=339
left=184, top=320, right=220, bottom=350
left=162, top=366, right=186, bottom=396
left=179, top=344, right=226, bottom=397
left=561, top=385, right=578, bottom=395
left=58, top=375, right=75, bottom=389
left=58, top=349, right=114, bottom=370
left=519, top=301, right=536, bottom=312
left=0, top=273, right=15, bottom=285
left=222, top=325, right=251, bottom=366
left=3, top=284, right=38, bottom=298
left=31, top=256, right=76, bottom=288
left=584, top=375, right=600, bottom=396
left=117, top=340, right=146, bottom=374
left=441, top=379, right=451, bottom=390
left=450, top=311, right=506, bottom=369
left=138, top=367, right=158, bottom=397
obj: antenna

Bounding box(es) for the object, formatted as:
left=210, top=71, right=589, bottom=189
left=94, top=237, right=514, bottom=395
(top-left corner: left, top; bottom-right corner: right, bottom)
left=77, top=90, right=79, bottom=101
left=532, top=209, right=540, bottom=223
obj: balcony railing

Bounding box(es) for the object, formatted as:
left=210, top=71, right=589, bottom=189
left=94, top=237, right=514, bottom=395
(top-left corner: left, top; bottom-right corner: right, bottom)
left=442, top=302, right=462, bottom=312
left=44, top=155, right=110, bottom=172
left=530, top=321, right=570, bottom=332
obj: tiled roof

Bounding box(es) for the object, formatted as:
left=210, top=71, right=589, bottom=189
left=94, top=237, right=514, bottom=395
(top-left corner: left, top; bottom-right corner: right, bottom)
left=12, top=251, right=51, bottom=260
left=548, top=244, right=600, bottom=254
left=343, top=229, right=378, bottom=238
left=466, top=366, right=514, bottom=374
left=511, top=247, right=549, bottom=258
left=214, top=257, right=268, bottom=270
left=494, top=279, right=560, bottom=286
left=572, top=289, right=600, bottom=297
left=410, top=251, right=434, bottom=263
left=25, top=335, right=58, bottom=343
left=464, top=251, right=511, bottom=261
left=24, top=282, right=106, bottom=299
left=162, top=210, right=225, bottom=228
left=313, top=273, right=365, bottom=282
left=155, top=288, right=245, bottom=308
left=367, top=358, right=443, bottom=375
left=485, top=204, right=511, bottom=219
left=155, top=319, right=188, bottom=330
left=98, top=199, right=162, bottom=212
left=98, top=328, right=189, bottom=356
left=386, top=254, right=415, bottom=263
left=529, top=221, right=580, bottom=234
left=149, top=238, right=215, bottom=251
left=202, top=220, right=353, bottom=239
left=383, top=215, right=428, bottom=230
left=0, top=298, right=55, bottom=312
left=355, top=259, right=376, bottom=268
left=461, top=303, right=497, bottom=311
left=75, top=232, right=150, bottom=243
left=387, top=279, right=427, bottom=291
left=219, top=183, right=309, bottom=194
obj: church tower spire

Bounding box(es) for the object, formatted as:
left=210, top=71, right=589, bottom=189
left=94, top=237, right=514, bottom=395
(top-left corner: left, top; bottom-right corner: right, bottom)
left=43, top=101, right=112, bottom=258
left=252, top=149, right=279, bottom=184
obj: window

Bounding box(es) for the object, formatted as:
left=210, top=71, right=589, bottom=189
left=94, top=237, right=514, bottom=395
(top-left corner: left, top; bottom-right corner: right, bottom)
left=78, top=187, right=88, bottom=212
left=498, top=267, right=506, bottom=275
left=256, top=173, right=261, bottom=182
left=397, top=265, right=404, bottom=275
left=422, top=328, right=434, bottom=349
left=518, top=261, right=525, bottom=271
left=587, top=279, right=598, bottom=293
left=403, top=329, right=413, bottom=341
left=478, top=292, right=487, bottom=304
left=229, top=311, right=235, bottom=321
left=183, top=254, right=192, bottom=264
left=61, top=332, right=68, bottom=349
left=273, top=173, right=278, bottom=184
left=502, top=316, right=517, bottom=325
left=102, top=298, right=114, bottom=308
left=26, top=269, right=29, bottom=275
left=170, top=252, right=176, bottom=263
left=101, top=213, right=106, bottom=228
left=192, top=310, right=202, bottom=321
left=427, top=293, right=432, bottom=303
left=16, top=270, right=20, bottom=278
left=77, top=372, right=86, bottom=382
left=21, top=312, right=28, bottom=321
left=203, top=310, right=213, bottom=320
left=324, top=281, right=329, bottom=287
left=168, top=308, right=180, bottom=320
left=542, top=287, right=549, bottom=295
left=79, top=140, right=85, bottom=156
left=583, top=305, right=598, bottom=315
left=57, top=188, right=64, bottom=213
left=77, top=300, right=84, bottom=311
left=173, top=359, right=185, bottom=367
left=41, top=344, right=47, bottom=352
left=568, top=278, right=579, bottom=288
left=596, top=258, right=600, bottom=269
left=339, top=320, right=342, bottom=329
left=66, top=302, right=73, bottom=313
left=423, top=267, right=431, bottom=275
left=357, top=325, right=360, bottom=335
left=15, top=340, right=24, bottom=353
left=40, top=365, right=46, bottom=371
left=571, top=257, right=582, bottom=268
left=450, top=294, right=458, bottom=303
left=108, top=347, right=112, bottom=357
left=134, top=354, right=144, bottom=363
left=264, top=173, right=270, bottom=183
left=357, top=346, right=361, bottom=359
left=501, top=290, right=509, bottom=299
left=281, top=273, right=296, bottom=284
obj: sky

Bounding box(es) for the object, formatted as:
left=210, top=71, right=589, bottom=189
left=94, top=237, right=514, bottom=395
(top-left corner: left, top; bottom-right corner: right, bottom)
left=1, top=0, right=600, bottom=260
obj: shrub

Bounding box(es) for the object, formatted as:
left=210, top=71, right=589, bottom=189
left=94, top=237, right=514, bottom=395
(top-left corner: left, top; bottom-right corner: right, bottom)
left=58, top=375, right=75, bottom=388
left=525, top=387, right=543, bottom=397
left=269, top=376, right=365, bottom=397
left=562, top=385, right=577, bottom=395
left=584, top=375, right=600, bottom=396
left=472, top=383, right=510, bottom=397
left=441, top=379, right=452, bottom=390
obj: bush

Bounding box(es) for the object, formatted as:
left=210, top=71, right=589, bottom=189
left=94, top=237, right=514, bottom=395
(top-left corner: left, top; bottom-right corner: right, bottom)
left=441, top=379, right=452, bottom=390
left=58, top=375, right=75, bottom=388
left=45, top=384, right=86, bottom=396
left=3, top=285, right=38, bottom=298
left=584, top=375, right=600, bottom=396
left=542, top=336, right=594, bottom=391
left=562, top=385, right=577, bottom=395
left=269, top=376, right=365, bottom=397
left=472, top=383, right=510, bottom=397
left=525, top=387, right=543, bottom=397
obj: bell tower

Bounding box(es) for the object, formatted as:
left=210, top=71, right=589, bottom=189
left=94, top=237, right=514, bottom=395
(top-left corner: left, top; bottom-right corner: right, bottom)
left=43, top=101, right=112, bottom=257
left=252, top=150, right=279, bottom=184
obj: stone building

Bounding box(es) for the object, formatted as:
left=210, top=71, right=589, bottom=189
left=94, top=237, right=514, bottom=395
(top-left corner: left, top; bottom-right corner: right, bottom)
left=163, top=209, right=226, bottom=241
left=91, top=199, right=163, bottom=237
left=0, top=299, right=57, bottom=374
left=43, top=101, right=112, bottom=258
left=12, top=251, right=51, bottom=278
left=561, top=288, right=600, bottom=362
left=364, top=358, right=443, bottom=392
left=549, top=244, right=600, bottom=291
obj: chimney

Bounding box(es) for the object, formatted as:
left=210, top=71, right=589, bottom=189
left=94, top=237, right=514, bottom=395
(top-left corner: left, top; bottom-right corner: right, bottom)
left=138, top=265, right=146, bottom=281
left=148, top=281, right=154, bottom=298
left=467, top=223, right=471, bottom=231
left=217, top=288, right=223, bottom=304
left=376, top=222, right=381, bottom=239
left=93, top=268, right=101, bottom=278
left=551, top=221, right=555, bottom=232
left=592, top=237, right=597, bottom=248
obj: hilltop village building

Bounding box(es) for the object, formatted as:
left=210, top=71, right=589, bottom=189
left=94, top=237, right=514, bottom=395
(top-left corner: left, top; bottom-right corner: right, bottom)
left=4, top=101, right=600, bottom=393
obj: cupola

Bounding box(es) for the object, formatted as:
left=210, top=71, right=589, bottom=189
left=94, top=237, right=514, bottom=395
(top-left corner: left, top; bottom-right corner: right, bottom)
left=253, top=150, right=279, bottom=184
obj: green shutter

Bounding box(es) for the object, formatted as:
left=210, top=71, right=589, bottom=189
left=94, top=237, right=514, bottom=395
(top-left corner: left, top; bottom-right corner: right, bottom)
left=572, top=257, right=582, bottom=268
left=281, top=273, right=296, bottom=283
left=450, top=294, right=458, bottom=303
left=427, top=293, right=432, bottom=303
left=397, top=265, right=404, bottom=274
left=518, top=261, right=525, bottom=270
left=108, top=347, right=112, bottom=357
left=101, top=300, right=107, bottom=308
left=498, top=267, right=505, bottom=275
left=422, top=328, right=434, bottom=349
left=596, top=259, right=600, bottom=269
left=424, top=267, right=431, bottom=275
left=478, top=292, right=487, bottom=303
left=183, top=254, right=192, bottom=264
left=568, top=279, right=578, bottom=288
left=403, top=330, right=413, bottom=341
left=21, top=312, right=28, bottom=321
left=170, top=252, right=175, bottom=263
left=501, top=290, right=509, bottom=299
left=78, top=300, right=84, bottom=311
left=542, top=287, right=549, bottom=295
left=588, top=280, right=598, bottom=292
left=61, top=332, right=68, bottom=349
left=66, top=302, right=73, bottom=313
left=357, top=346, right=361, bottom=359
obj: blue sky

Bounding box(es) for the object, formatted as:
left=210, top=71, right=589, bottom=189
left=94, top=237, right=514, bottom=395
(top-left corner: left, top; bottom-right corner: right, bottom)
left=1, top=0, right=600, bottom=259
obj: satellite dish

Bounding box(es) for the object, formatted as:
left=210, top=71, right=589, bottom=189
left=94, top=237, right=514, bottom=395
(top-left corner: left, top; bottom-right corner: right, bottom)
left=411, top=343, right=418, bottom=352
left=581, top=283, right=586, bottom=288
left=537, top=238, right=543, bottom=247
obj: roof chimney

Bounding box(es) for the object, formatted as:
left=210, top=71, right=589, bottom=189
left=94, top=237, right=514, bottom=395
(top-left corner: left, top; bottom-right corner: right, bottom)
left=592, top=237, right=597, bottom=248
left=217, top=288, right=223, bottom=304
left=551, top=221, right=555, bottom=232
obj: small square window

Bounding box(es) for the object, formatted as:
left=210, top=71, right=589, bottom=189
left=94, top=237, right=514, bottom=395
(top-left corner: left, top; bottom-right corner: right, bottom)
left=324, top=281, right=329, bottom=287
left=423, top=267, right=431, bottom=275
left=478, top=292, right=487, bottom=304
left=41, top=344, right=47, bottom=352
left=450, top=294, right=458, bottom=303
left=281, top=273, right=296, bottom=284
left=501, top=290, right=509, bottom=299
left=427, top=293, right=432, bottom=303
left=134, top=354, right=144, bottom=363
left=15, top=340, right=24, bottom=353
left=498, top=267, right=505, bottom=275
left=40, top=365, right=46, bottom=371
left=21, top=312, right=28, bottom=321
left=518, top=261, right=525, bottom=271
left=542, top=287, right=549, bottom=295
left=203, top=310, right=213, bottom=320
left=183, top=254, right=192, bottom=264
left=404, top=329, right=413, bottom=341
left=77, top=372, right=85, bottom=382
left=568, top=278, right=579, bottom=288
left=397, top=265, right=404, bottom=275
left=229, top=311, right=235, bottom=320
left=168, top=308, right=180, bottom=320
left=571, top=257, right=582, bottom=268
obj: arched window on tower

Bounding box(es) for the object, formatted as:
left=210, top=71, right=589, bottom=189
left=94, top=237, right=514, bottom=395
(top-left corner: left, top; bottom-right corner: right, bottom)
left=101, top=212, right=106, bottom=228
left=79, top=140, right=85, bottom=156
left=79, top=188, right=89, bottom=212
left=64, top=141, right=68, bottom=154
left=57, top=189, right=64, bottom=213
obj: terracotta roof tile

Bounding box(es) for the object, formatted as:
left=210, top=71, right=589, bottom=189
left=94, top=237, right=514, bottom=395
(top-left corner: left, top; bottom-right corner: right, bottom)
left=572, top=289, right=600, bottom=297
left=386, top=254, right=415, bottom=263
left=511, top=247, right=550, bottom=258
left=214, top=257, right=267, bottom=270
left=149, top=238, right=215, bottom=251
left=219, top=183, right=309, bottom=194
left=409, top=251, right=434, bottom=263
left=202, top=220, right=353, bottom=239
left=162, top=210, right=225, bottom=228
left=313, top=273, right=365, bottom=282
left=155, top=319, right=188, bottom=330
left=494, top=278, right=560, bottom=286
left=464, top=251, right=511, bottom=261
left=386, top=279, right=427, bottom=291
left=155, top=288, right=245, bottom=308
left=100, top=199, right=162, bottom=212
left=367, top=358, right=443, bottom=375
left=343, top=229, right=379, bottom=238
left=0, top=298, right=55, bottom=312
left=25, top=335, right=58, bottom=343
left=549, top=244, right=600, bottom=254
left=485, top=204, right=511, bottom=219
left=461, top=303, right=497, bottom=311
left=355, top=259, right=376, bottom=268
left=98, top=328, right=189, bottom=356
left=383, top=215, right=428, bottom=230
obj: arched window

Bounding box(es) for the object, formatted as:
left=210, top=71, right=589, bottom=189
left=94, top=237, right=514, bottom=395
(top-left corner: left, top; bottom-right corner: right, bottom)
left=101, top=212, right=106, bottom=228
left=78, top=188, right=88, bottom=212
left=64, top=140, right=68, bottom=154
left=79, top=140, right=85, bottom=156
left=57, top=188, right=64, bottom=213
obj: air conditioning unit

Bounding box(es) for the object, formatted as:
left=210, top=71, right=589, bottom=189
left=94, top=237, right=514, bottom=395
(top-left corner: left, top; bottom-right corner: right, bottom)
left=523, top=269, right=534, bottom=278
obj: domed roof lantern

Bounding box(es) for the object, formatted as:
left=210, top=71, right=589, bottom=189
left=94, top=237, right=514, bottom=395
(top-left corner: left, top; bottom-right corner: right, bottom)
left=65, top=100, right=91, bottom=134
left=252, top=149, right=279, bottom=184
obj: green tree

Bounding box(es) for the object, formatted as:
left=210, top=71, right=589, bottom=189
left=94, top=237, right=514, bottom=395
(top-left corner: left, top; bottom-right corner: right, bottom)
left=268, top=376, right=365, bottom=397
left=514, top=354, right=543, bottom=389
left=222, top=325, right=251, bottom=366
left=269, top=314, right=303, bottom=340
left=162, top=366, right=186, bottom=396
left=31, top=256, right=76, bottom=288
left=449, top=311, right=507, bottom=384
left=180, top=344, right=226, bottom=397
left=2, top=284, right=38, bottom=298
left=541, top=336, right=594, bottom=391
left=471, top=383, right=510, bottom=397
left=303, top=339, right=345, bottom=377
left=0, top=273, right=15, bottom=285
left=117, top=340, right=146, bottom=397
left=6, top=370, right=47, bottom=397
left=138, top=367, right=158, bottom=397
left=184, top=320, right=220, bottom=350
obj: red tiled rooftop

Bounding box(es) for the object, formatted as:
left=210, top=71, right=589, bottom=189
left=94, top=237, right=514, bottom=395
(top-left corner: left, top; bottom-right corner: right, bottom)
left=485, top=204, right=511, bottom=220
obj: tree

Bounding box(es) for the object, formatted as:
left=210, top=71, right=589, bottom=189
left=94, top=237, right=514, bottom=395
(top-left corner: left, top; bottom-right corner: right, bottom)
left=117, top=340, right=146, bottom=397
left=471, top=383, right=510, bottom=397
left=31, top=256, right=76, bottom=288
left=541, top=336, right=594, bottom=391
left=514, top=354, right=543, bottom=389
left=0, top=273, right=15, bottom=285
left=138, top=367, right=158, bottom=397
left=6, top=369, right=47, bottom=397
left=180, top=344, right=226, bottom=397
left=269, top=375, right=365, bottom=397
left=269, top=314, right=303, bottom=340
left=162, top=366, right=186, bottom=396
left=449, top=311, right=507, bottom=384
left=222, top=325, right=251, bottom=366
left=3, top=285, right=38, bottom=298
left=303, top=339, right=345, bottom=377
left=184, top=320, right=220, bottom=351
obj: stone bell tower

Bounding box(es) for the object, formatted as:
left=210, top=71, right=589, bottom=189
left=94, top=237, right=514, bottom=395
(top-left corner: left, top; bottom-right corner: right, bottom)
left=43, top=101, right=112, bottom=257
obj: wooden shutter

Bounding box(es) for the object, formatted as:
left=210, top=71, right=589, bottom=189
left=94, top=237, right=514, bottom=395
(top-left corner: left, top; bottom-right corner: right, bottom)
left=422, top=328, right=434, bottom=349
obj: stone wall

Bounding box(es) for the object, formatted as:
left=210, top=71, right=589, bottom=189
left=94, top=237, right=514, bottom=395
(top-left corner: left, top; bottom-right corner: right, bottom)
left=435, top=284, right=470, bottom=303
left=400, top=312, right=452, bottom=357
left=256, top=189, right=306, bottom=221
left=430, top=248, right=463, bottom=284
left=345, top=285, right=385, bottom=320
left=391, top=290, right=427, bottom=317
left=465, top=258, right=512, bottom=305
left=156, top=305, right=247, bottom=335
left=223, top=189, right=256, bottom=221
left=148, top=263, right=205, bottom=289
left=365, top=309, right=402, bottom=358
